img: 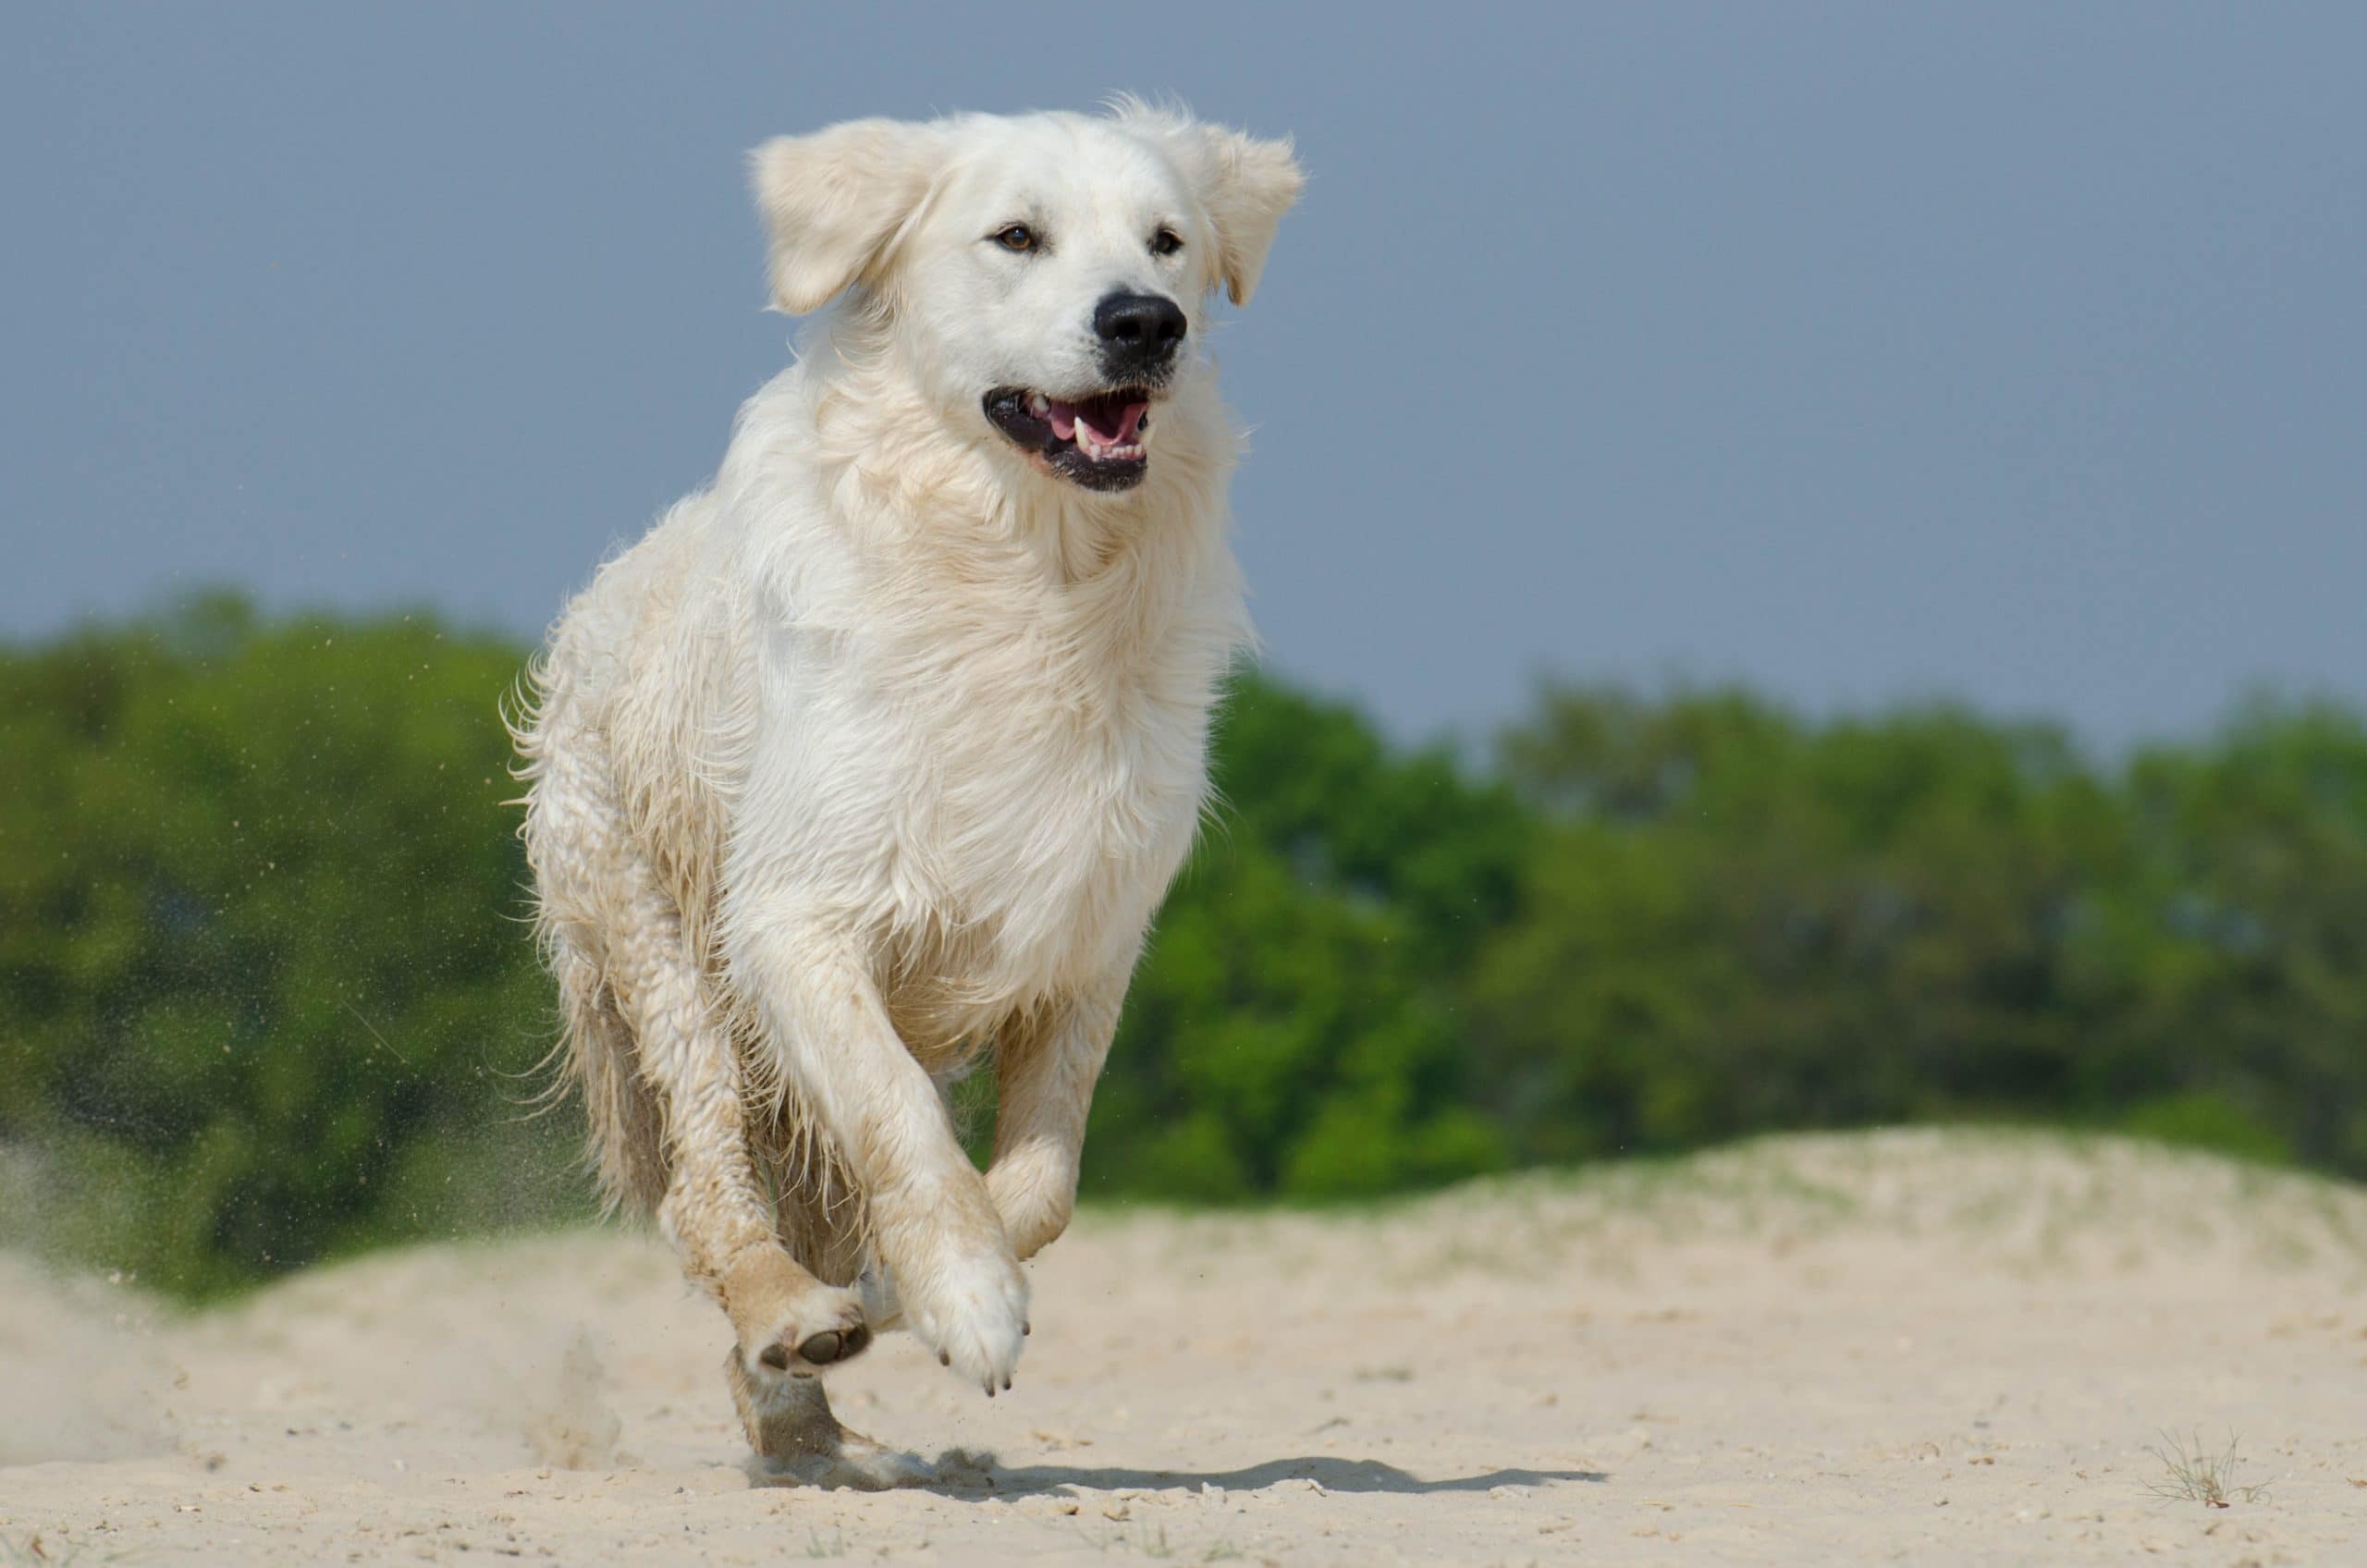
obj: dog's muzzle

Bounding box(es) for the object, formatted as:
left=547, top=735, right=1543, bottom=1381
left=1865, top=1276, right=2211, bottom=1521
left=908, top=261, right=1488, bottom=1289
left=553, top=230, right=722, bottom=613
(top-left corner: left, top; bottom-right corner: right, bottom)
left=983, top=386, right=1155, bottom=493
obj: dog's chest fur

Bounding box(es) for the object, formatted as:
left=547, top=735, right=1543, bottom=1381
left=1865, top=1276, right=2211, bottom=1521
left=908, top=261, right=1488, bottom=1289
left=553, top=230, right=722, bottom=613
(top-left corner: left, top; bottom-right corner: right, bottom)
left=842, top=550, right=1227, bottom=1047
left=650, top=381, right=1253, bottom=1059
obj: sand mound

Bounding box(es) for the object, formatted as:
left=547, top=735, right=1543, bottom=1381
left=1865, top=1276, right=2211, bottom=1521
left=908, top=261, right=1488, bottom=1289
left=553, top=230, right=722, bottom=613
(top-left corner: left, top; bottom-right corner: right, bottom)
left=3, top=1130, right=2362, bottom=1564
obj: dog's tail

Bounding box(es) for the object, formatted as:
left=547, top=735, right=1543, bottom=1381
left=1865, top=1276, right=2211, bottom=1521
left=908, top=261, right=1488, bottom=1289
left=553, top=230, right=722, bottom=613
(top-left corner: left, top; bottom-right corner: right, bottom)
left=544, top=929, right=670, bottom=1217
left=506, top=654, right=671, bottom=1218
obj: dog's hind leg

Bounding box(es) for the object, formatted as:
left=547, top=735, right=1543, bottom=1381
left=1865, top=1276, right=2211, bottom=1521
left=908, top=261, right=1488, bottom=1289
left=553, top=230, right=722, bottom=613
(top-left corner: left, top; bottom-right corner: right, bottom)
left=733, top=1141, right=933, bottom=1490
left=761, top=1114, right=872, bottom=1293
left=725, top=1346, right=932, bottom=1490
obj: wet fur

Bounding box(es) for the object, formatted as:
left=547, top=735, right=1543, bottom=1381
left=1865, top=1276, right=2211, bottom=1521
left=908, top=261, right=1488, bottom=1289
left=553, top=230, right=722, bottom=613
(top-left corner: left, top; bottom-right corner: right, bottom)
left=509, top=101, right=1299, bottom=1465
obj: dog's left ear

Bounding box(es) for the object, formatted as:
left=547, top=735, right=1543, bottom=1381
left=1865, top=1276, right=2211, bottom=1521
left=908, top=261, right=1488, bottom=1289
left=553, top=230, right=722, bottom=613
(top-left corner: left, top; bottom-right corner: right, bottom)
left=749, top=118, right=946, bottom=314
left=1176, top=126, right=1306, bottom=306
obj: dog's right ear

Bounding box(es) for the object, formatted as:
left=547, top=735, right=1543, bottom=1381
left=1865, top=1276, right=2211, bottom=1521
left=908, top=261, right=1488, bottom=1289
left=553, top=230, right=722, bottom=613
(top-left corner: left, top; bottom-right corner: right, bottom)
left=749, top=119, right=945, bottom=315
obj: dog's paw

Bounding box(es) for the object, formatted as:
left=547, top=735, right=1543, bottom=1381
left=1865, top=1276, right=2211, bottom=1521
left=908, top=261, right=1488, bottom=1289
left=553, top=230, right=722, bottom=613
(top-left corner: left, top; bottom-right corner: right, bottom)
left=742, top=1282, right=872, bottom=1379
left=730, top=1349, right=930, bottom=1490
left=749, top=1428, right=938, bottom=1491
left=901, top=1245, right=1028, bottom=1396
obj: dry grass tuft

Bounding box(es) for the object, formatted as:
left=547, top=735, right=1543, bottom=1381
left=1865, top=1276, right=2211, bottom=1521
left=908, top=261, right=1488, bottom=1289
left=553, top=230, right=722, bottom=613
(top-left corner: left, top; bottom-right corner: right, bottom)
left=2142, top=1429, right=2269, bottom=1508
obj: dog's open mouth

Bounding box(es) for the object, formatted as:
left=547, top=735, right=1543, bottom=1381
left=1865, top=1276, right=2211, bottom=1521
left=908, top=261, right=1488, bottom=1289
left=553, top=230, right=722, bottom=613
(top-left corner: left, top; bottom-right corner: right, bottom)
left=983, top=386, right=1153, bottom=492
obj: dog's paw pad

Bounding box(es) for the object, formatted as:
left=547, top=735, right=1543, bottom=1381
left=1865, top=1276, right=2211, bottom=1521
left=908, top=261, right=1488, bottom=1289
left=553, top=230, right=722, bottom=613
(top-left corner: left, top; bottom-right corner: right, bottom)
left=795, top=1325, right=870, bottom=1366
left=743, top=1286, right=871, bottom=1378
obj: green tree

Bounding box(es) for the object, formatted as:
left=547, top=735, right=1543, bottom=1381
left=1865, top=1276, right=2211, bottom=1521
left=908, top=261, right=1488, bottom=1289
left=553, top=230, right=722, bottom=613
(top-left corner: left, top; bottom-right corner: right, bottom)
left=1084, top=673, right=1523, bottom=1200
left=0, top=596, right=577, bottom=1293
left=1472, top=681, right=2365, bottom=1172
left=9, top=607, right=2367, bottom=1297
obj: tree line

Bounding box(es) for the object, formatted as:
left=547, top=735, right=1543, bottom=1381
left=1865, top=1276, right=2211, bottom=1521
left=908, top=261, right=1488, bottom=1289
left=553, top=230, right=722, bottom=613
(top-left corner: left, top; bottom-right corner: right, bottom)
left=3, top=596, right=2361, bottom=1294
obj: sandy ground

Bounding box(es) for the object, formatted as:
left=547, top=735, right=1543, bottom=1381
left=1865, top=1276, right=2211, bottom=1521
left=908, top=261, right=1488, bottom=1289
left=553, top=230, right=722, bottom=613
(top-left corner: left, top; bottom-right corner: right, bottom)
left=4, top=1129, right=2365, bottom=1566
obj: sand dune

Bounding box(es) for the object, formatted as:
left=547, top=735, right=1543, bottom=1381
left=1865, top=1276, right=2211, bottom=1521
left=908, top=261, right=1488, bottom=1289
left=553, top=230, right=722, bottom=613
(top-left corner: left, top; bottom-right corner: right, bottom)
left=4, top=1130, right=2363, bottom=1564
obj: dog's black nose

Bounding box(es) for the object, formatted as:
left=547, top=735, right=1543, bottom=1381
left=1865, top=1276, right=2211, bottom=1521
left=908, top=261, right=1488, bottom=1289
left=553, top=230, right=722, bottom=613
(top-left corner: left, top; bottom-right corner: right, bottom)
left=1094, top=291, right=1187, bottom=368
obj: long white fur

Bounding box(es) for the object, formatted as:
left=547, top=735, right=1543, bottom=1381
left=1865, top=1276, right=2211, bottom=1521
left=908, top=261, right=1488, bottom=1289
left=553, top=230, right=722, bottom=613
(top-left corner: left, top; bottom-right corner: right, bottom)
left=511, top=103, right=1301, bottom=1434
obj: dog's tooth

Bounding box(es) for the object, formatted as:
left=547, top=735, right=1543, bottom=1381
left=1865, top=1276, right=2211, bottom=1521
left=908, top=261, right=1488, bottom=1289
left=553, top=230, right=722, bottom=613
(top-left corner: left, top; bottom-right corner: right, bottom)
left=1028, top=393, right=1049, bottom=417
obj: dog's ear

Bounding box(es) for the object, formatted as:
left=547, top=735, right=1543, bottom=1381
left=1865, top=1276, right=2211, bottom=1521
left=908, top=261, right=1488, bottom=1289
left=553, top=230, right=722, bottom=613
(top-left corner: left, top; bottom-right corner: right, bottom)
left=749, top=119, right=945, bottom=315
left=1177, top=125, right=1305, bottom=306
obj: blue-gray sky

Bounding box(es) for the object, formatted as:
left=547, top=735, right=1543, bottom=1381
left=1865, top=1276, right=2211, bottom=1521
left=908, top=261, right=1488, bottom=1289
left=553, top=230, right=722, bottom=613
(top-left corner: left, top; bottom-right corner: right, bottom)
left=6, top=3, right=2362, bottom=749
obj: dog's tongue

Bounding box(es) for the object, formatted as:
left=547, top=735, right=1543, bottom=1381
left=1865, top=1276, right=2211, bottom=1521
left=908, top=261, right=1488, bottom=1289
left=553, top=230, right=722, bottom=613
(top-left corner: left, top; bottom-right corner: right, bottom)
left=1047, top=395, right=1147, bottom=447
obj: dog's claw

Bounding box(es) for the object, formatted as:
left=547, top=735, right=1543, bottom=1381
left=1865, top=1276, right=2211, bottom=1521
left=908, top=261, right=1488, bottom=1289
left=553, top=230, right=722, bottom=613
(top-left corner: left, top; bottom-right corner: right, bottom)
left=902, top=1243, right=1028, bottom=1393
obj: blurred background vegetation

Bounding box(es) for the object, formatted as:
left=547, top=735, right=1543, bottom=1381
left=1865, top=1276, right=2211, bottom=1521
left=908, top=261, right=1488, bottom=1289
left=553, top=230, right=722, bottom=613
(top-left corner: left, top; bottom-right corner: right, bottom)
left=5, top=596, right=2364, bottom=1297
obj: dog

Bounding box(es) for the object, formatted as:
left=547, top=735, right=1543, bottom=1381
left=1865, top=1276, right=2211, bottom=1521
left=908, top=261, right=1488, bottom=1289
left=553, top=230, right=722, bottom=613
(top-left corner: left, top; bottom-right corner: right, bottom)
left=511, top=102, right=1301, bottom=1485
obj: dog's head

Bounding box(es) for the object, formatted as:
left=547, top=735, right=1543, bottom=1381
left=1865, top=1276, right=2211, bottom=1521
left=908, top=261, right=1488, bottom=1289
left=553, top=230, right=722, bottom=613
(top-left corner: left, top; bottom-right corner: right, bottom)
left=751, top=104, right=1303, bottom=495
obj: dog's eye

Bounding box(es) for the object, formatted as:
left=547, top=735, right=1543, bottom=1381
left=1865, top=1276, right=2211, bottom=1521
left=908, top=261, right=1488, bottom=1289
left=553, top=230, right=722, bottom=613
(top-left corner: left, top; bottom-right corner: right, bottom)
left=992, top=224, right=1038, bottom=253
left=1149, top=227, right=1184, bottom=257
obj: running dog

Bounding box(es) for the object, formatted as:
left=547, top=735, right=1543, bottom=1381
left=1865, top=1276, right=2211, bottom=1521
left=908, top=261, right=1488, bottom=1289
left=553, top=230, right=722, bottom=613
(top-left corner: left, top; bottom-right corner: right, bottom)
left=513, top=102, right=1300, bottom=1484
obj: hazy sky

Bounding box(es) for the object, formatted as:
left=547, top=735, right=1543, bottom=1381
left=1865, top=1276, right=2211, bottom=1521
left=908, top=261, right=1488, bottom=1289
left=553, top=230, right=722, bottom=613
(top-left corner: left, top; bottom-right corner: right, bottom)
left=6, top=4, right=2362, bottom=749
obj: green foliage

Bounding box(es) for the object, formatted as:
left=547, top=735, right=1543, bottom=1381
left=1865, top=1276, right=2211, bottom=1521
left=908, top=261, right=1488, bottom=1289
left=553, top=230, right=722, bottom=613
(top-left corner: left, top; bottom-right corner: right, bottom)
left=1079, top=677, right=1525, bottom=1201
left=0, top=596, right=583, bottom=1293
left=5, top=599, right=2366, bottom=1297
left=1087, top=806, right=1507, bottom=1202
left=1474, top=683, right=2367, bottom=1172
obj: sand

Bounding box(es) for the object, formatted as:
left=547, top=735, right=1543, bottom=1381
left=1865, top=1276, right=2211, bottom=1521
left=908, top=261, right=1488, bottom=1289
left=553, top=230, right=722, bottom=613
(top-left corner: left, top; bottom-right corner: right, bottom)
left=4, top=1129, right=2364, bottom=1565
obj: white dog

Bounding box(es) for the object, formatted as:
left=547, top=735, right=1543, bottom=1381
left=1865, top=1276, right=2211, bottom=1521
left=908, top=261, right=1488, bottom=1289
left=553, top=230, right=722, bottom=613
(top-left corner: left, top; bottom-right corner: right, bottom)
left=512, top=103, right=1300, bottom=1485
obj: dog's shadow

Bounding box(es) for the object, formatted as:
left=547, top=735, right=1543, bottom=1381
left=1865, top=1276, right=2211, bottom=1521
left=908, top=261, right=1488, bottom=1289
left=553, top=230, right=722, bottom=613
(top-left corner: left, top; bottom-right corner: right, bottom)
left=917, top=1452, right=1608, bottom=1498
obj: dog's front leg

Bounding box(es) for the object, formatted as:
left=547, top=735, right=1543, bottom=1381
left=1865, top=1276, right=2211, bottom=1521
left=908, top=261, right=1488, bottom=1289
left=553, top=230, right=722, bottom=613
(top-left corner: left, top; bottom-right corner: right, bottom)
left=987, top=963, right=1131, bottom=1261
left=733, top=917, right=1029, bottom=1395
